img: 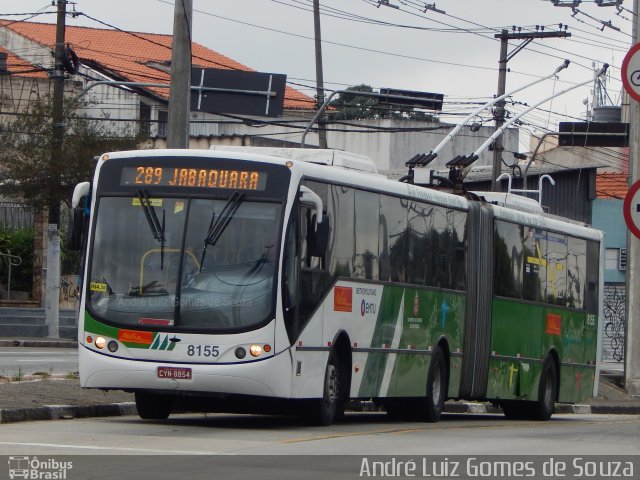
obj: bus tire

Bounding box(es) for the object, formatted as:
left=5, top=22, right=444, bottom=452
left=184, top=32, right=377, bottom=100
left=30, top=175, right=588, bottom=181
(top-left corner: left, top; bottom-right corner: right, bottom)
left=307, top=350, right=343, bottom=426
left=135, top=392, right=173, bottom=420
left=423, top=345, right=447, bottom=422
left=532, top=356, right=557, bottom=421
left=502, top=358, right=557, bottom=421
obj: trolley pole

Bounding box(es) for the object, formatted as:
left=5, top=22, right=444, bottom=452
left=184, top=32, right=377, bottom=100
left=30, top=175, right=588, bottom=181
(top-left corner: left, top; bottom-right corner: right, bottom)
left=625, top=0, right=640, bottom=396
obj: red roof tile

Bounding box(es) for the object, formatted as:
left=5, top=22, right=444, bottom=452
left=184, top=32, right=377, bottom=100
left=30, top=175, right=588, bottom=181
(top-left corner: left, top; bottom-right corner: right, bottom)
left=0, top=45, right=48, bottom=78
left=1, top=21, right=313, bottom=110
left=596, top=172, right=628, bottom=200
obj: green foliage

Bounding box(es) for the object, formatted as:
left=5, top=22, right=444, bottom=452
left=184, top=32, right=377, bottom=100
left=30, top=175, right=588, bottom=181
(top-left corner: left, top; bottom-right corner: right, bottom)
left=0, top=95, right=145, bottom=211
left=328, top=84, right=439, bottom=122
left=0, top=226, right=34, bottom=292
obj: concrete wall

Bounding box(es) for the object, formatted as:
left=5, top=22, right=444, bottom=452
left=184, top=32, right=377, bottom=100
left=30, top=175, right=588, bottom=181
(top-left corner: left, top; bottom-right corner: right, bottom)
left=592, top=198, right=626, bottom=284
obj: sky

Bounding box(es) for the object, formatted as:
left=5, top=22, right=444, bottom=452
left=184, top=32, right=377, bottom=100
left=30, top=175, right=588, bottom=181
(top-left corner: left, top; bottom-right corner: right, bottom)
left=1, top=0, right=636, bottom=153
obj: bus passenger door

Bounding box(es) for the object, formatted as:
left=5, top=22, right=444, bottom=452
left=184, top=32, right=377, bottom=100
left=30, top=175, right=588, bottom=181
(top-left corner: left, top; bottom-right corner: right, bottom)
left=282, top=201, right=331, bottom=345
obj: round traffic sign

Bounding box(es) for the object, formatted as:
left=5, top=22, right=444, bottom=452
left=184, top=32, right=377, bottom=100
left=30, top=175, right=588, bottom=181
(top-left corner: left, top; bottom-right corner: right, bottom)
left=622, top=44, right=640, bottom=102
left=624, top=179, right=640, bottom=239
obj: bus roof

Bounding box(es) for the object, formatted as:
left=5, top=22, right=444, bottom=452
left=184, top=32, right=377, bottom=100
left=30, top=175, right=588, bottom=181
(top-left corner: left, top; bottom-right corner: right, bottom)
left=209, top=146, right=379, bottom=174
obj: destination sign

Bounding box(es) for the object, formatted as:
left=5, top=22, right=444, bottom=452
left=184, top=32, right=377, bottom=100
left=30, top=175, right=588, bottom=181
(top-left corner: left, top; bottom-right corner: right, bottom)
left=120, top=166, right=267, bottom=191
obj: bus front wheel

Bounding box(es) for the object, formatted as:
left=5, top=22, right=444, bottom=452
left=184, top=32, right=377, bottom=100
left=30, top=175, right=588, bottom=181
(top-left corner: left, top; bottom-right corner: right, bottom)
left=135, top=391, right=173, bottom=420
left=305, top=350, right=344, bottom=426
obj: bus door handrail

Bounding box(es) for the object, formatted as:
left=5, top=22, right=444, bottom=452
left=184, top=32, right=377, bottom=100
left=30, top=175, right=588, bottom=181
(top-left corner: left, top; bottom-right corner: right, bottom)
left=0, top=251, right=22, bottom=300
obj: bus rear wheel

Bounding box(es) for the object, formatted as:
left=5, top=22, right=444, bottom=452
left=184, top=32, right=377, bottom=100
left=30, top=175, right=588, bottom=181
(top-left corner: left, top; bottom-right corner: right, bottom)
left=532, top=357, right=557, bottom=421
left=502, top=357, right=557, bottom=421
left=421, top=345, right=447, bottom=422
left=135, top=392, right=173, bottom=420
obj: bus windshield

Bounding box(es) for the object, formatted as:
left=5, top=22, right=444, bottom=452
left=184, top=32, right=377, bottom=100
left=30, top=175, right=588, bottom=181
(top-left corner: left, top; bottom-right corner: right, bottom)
left=87, top=195, right=282, bottom=331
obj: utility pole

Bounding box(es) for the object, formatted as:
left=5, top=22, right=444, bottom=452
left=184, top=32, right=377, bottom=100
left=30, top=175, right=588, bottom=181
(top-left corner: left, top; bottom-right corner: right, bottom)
left=491, top=29, right=571, bottom=191
left=45, top=0, right=67, bottom=338
left=167, top=0, right=193, bottom=149
left=313, top=0, right=328, bottom=149
left=625, top=0, right=640, bottom=396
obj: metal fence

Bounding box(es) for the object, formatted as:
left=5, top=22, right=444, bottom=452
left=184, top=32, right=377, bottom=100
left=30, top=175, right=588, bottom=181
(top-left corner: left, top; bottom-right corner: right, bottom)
left=0, top=202, right=33, bottom=230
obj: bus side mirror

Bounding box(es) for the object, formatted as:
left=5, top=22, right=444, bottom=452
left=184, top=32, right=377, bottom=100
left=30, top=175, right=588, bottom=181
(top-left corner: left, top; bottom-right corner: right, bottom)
left=67, top=207, right=86, bottom=251
left=68, top=182, right=91, bottom=251
left=309, top=214, right=329, bottom=257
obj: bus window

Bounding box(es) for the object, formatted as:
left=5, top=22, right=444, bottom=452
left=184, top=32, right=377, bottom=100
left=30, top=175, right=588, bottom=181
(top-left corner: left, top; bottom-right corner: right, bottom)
left=567, top=236, right=586, bottom=309
left=407, top=201, right=430, bottom=286
left=494, top=221, right=523, bottom=299
left=354, top=190, right=380, bottom=280
left=546, top=233, right=568, bottom=305
left=328, top=185, right=354, bottom=278
left=379, top=195, right=407, bottom=283
left=522, top=227, right=546, bottom=302
left=450, top=209, right=467, bottom=291
left=585, top=240, right=600, bottom=313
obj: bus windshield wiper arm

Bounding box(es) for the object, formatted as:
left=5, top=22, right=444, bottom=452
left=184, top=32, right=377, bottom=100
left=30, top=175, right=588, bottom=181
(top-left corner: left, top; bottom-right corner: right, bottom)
left=137, top=189, right=166, bottom=269
left=200, top=191, right=243, bottom=271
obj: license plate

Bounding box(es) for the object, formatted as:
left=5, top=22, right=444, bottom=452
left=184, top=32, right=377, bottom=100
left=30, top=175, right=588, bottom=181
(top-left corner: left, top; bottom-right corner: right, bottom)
left=157, top=366, right=192, bottom=380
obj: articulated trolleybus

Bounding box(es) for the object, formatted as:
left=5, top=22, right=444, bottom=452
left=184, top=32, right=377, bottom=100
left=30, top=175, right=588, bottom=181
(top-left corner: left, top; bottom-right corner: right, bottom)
left=72, top=147, right=603, bottom=425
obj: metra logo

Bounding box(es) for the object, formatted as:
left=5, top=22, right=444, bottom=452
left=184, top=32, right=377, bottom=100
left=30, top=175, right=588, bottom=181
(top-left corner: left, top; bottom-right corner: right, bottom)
left=151, top=335, right=177, bottom=351
left=334, top=286, right=353, bottom=312
left=360, top=299, right=376, bottom=316
left=118, top=329, right=154, bottom=345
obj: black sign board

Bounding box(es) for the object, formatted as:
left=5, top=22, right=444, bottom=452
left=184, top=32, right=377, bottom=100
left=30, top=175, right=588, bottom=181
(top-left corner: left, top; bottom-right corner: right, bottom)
left=190, top=68, right=287, bottom=117
left=378, top=88, right=444, bottom=111
left=558, top=122, right=629, bottom=147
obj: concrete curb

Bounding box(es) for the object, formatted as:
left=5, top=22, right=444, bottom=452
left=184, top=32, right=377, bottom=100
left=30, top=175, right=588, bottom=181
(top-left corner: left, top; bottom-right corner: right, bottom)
left=0, top=339, right=77, bottom=348
left=0, top=402, right=136, bottom=424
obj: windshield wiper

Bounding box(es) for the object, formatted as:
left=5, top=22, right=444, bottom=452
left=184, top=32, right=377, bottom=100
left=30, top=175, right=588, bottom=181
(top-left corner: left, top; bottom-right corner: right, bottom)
left=200, top=191, right=244, bottom=271
left=137, top=189, right=166, bottom=269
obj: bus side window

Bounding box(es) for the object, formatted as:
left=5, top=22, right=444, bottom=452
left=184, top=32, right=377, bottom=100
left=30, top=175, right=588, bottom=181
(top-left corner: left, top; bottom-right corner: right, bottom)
left=299, top=205, right=332, bottom=333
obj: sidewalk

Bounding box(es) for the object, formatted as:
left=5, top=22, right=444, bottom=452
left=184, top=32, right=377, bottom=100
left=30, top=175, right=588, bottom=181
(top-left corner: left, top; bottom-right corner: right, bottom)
left=0, top=339, right=639, bottom=423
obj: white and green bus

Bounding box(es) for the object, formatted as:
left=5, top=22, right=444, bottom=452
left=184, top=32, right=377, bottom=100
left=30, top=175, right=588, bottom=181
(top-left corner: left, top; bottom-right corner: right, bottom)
left=73, top=147, right=603, bottom=425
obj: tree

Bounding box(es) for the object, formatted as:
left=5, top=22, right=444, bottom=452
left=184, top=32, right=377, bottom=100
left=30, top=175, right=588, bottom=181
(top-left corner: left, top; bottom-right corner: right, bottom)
left=328, top=84, right=439, bottom=122
left=0, top=95, right=144, bottom=210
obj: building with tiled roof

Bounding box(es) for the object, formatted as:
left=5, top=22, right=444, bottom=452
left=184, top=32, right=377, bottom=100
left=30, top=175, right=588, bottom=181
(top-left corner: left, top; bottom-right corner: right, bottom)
left=596, top=172, right=628, bottom=200
left=0, top=20, right=315, bottom=143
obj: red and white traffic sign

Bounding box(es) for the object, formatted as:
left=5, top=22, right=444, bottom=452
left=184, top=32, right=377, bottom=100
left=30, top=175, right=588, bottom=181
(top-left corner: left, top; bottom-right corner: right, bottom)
left=622, top=44, right=640, bottom=102
left=624, top=179, right=640, bottom=239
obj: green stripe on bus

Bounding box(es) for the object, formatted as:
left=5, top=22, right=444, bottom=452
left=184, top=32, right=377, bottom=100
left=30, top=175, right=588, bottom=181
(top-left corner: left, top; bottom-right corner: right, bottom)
left=357, top=285, right=403, bottom=397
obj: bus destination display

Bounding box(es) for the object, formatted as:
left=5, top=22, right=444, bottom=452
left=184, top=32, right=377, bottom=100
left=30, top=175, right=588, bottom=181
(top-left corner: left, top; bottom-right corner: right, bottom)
left=120, top=166, right=267, bottom=191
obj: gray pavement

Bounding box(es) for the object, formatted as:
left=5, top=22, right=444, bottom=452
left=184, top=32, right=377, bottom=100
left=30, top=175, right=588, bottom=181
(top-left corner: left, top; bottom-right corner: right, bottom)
left=0, top=338, right=638, bottom=424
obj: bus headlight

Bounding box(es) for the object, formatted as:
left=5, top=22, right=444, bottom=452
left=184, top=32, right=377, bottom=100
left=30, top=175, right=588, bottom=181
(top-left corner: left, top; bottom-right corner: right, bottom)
left=235, top=347, right=246, bottom=359
left=107, top=341, right=119, bottom=353
left=95, top=337, right=107, bottom=349
left=249, top=345, right=262, bottom=357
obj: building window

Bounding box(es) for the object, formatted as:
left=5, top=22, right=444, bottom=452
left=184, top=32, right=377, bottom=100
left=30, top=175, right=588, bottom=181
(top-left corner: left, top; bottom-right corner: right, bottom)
left=605, top=248, right=626, bottom=271
left=158, top=110, right=168, bottom=137
left=139, top=102, right=151, bottom=135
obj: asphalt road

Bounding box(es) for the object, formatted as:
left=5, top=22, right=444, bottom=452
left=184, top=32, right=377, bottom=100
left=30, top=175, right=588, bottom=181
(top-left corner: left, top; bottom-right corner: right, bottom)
left=0, top=347, right=78, bottom=377
left=0, top=412, right=638, bottom=456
